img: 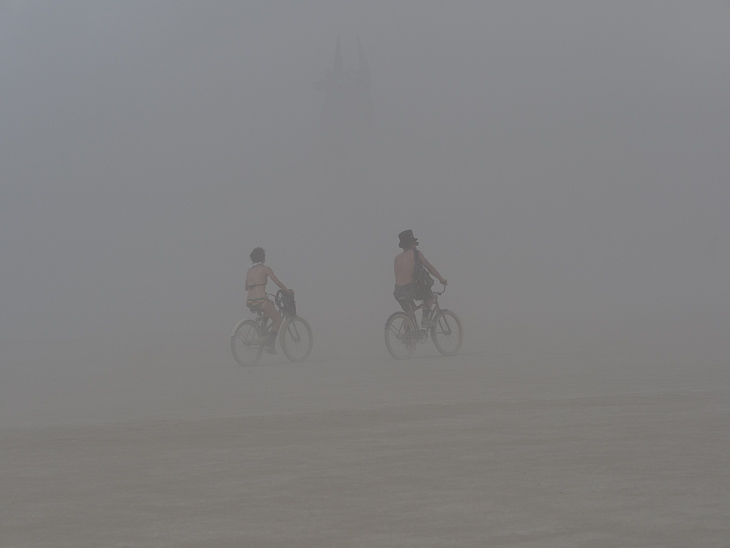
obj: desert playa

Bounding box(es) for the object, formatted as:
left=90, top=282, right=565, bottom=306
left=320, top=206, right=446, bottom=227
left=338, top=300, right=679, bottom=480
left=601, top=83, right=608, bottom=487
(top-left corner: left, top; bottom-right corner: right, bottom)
left=2, top=335, right=728, bottom=547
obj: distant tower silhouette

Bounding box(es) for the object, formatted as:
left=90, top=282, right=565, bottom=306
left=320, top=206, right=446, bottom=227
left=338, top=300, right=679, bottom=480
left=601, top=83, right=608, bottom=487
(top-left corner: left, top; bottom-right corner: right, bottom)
left=315, top=36, right=373, bottom=181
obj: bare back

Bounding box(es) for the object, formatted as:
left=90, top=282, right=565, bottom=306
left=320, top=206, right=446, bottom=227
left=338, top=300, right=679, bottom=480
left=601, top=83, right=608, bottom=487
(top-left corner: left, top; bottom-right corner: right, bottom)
left=394, top=248, right=418, bottom=286
left=245, top=265, right=270, bottom=300
left=394, top=246, right=446, bottom=288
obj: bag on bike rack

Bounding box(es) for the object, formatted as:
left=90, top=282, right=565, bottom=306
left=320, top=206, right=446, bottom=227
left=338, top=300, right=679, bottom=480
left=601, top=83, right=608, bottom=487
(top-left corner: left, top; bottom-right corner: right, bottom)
left=280, top=291, right=297, bottom=317
left=414, top=249, right=434, bottom=291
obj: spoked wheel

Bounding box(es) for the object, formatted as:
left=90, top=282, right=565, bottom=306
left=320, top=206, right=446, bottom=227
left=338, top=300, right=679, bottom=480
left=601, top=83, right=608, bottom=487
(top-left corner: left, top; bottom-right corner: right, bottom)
left=430, top=310, right=463, bottom=356
left=231, top=319, right=265, bottom=366
left=279, top=316, right=313, bottom=362
left=385, top=312, right=417, bottom=359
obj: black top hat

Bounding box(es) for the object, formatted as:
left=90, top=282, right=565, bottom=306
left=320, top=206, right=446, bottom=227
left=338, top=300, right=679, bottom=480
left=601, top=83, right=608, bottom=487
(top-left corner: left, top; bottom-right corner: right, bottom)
left=398, top=230, right=419, bottom=248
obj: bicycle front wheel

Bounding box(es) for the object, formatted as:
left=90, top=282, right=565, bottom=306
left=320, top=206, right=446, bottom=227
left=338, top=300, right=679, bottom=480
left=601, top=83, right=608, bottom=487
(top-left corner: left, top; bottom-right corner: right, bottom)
left=431, top=310, right=463, bottom=356
left=231, top=319, right=264, bottom=366
left=279, top=316, right=313, bottom=362
left=385, top=312, right=417, bottom=359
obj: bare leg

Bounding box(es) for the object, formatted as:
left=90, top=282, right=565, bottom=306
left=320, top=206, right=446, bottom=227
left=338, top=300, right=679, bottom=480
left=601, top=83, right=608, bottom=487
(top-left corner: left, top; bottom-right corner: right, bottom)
left=262, top=300, right=282, bottom=332
left=261, top=300, right=282, bottom=352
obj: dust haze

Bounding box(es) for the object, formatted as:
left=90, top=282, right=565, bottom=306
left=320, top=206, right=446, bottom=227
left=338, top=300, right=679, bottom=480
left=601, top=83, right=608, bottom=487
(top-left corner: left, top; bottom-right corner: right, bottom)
left=1, top=2, right=729, bottom=415
left=0, top=2, right=730, bottom=424
left=2, top=3, right=730, bottom=545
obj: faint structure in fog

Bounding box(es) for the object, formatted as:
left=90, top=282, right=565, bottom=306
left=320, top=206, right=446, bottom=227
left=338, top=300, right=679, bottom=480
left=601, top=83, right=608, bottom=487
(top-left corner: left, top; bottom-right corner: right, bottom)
left=315, top=36, right=373, bottom=182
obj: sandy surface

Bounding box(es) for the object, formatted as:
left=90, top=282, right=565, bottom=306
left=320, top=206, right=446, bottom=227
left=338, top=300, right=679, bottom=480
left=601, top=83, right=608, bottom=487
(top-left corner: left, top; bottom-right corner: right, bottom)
left=1, top=334, right=729, bottom=547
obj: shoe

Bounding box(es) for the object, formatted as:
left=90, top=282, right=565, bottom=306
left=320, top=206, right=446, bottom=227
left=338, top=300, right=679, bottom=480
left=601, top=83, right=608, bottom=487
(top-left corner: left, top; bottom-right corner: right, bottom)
left=421, top=313, right=434, bottom=327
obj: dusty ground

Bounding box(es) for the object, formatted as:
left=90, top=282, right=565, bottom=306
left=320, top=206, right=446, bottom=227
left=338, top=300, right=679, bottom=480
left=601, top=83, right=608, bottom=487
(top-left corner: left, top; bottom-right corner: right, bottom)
left=1, top=333, right=728, bottom=547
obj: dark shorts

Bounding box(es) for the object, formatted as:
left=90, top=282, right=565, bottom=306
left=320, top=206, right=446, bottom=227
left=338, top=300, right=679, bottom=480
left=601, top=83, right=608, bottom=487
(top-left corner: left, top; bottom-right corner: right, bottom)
left=393, top=283, right=429, bottom=312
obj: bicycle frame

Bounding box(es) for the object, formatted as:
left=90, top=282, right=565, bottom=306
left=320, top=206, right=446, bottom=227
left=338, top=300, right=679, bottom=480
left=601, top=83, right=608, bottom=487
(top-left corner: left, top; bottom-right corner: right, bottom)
left=404, top=287, right=446, bottom=332
left=249, top=292, right=291, bottom=326
left=234, top=290, right=313, bottom=365
left=385, top=283, right=461, bottom=359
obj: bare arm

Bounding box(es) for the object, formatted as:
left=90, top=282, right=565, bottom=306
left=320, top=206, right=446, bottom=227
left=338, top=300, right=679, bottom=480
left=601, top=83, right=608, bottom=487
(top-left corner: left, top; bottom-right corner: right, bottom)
left=267, top=266, right=292, bottom=293
left=419, top=251, right=447, bottom=285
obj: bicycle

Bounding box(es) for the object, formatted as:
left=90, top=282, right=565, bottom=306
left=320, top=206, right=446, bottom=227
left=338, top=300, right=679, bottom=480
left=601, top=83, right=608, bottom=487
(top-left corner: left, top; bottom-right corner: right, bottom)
left=231, top=290, right=313, bottom=366
left=384, top=285, right=463, bottom=359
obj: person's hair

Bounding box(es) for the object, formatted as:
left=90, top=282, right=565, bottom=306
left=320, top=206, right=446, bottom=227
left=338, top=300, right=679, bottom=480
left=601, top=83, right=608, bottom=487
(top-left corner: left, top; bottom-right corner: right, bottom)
left=250, top=247, right=265, bottom=263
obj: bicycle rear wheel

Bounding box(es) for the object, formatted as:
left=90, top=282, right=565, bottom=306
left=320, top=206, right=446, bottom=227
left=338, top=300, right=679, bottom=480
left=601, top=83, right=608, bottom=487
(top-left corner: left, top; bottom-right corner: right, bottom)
left=385, top=312, right=417, bottom=359
left=231, top=319, right=264, bottom=366
left=279, top=316, right=313, bottom=362
left=430, top=310, right=463, bottom=356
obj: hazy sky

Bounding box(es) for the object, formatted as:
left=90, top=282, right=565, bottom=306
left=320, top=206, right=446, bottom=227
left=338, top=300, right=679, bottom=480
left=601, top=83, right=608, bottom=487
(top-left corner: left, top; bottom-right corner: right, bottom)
left=1, top=1, right=729, bottom=349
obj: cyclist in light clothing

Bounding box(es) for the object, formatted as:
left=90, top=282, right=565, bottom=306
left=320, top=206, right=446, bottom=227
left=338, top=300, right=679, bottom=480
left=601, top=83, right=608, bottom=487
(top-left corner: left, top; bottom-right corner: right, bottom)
left=245, top=247, right=292, bottom=353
